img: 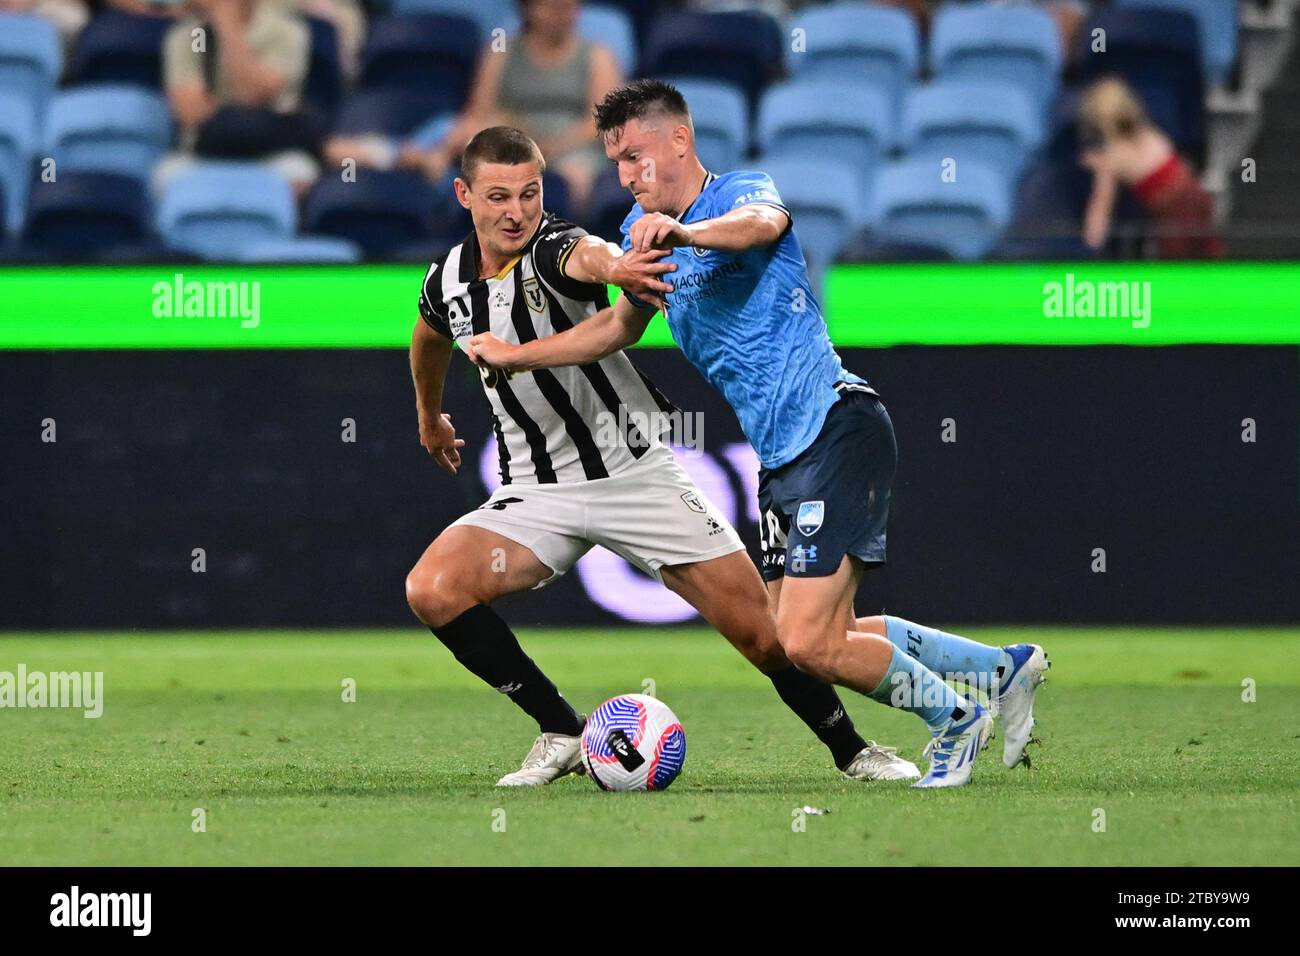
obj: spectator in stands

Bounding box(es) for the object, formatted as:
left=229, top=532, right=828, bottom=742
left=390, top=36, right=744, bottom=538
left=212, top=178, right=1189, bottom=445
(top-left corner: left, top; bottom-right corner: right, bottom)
left=0, top=0, right=89, bottom=60
left=157, top=0, right=319, bottom=195
left=1078, top=77, right=1223, bottom=258
left=326, top=0, right=621, bottom=215
left=293, top=0, right=366, bottom=82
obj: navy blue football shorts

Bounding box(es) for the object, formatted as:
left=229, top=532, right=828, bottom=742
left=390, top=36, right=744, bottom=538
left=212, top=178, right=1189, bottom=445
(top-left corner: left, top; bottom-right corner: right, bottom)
left=756, top=386, right=895, bottom=581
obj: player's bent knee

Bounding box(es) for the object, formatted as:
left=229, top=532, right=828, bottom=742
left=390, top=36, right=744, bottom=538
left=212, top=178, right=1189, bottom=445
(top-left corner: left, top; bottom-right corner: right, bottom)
left=405, top=565, right=477, bottom=629
left=777, top=625, right=837, bottom=681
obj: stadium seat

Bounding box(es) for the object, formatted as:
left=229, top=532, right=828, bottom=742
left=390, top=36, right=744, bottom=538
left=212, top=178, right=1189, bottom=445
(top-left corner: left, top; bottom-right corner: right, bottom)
left=0, top=13, right=62, bottom=117
left=930, top=4, right=1062, bottom=113
left=22, top=172, right=151, bottom=257
left=303, top=16, right=345, bottom=122
left=304, top=169, right=440, bottom=258
left=233, top=236, right=364, bottom=263
left=866, top=158, right=1012, bottom=261
left=156, top=164, right=297, bottom=260
left=69, top=11, right=172, bottom=89
left=587, top=167, right=634, bottom=243
left=0, top=92, right=38, bottom=236
left=45, top=86, right=172, bottom=184
left=758, top=80, right=894, bottom=206
left=900, top=80, right=1043, bottom=180
left=1075, top=8, right=1206, bottom=164
left=542, top=172, right=574, bottom=223
left=389, top=0, right=513, bottom=40
left=334, top=90, right=461, bottom=137
left=787, top=3, right=920, bottom=118
left=843, top=237, right=955, bottom=262
left=642, top=11, right=784, bottom=112
left=659, top=78, right=748, bottom=173
left=759, top=156, right=868, bottom=276
left=358, top=14, right=482, bottom=110
left=1115, top=0, right=1237, bottom=88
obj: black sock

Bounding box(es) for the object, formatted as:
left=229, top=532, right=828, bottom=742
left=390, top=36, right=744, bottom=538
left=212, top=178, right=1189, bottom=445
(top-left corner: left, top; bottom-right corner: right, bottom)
left=431, top=605, right=584, bottom=736
left=768, top=666, right=867, bottom=770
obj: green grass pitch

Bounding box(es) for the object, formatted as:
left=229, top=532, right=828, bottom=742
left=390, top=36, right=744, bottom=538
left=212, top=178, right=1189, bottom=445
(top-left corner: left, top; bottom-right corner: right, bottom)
left=2, top=628, right=1298, bottom=866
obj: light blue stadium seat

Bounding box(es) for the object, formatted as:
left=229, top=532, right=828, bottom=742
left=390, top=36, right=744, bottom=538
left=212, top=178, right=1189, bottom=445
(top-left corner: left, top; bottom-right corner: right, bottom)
left=901, top=80, right=1043, bottom=180
left=234, top=236, right=363, bottom=263
left=788, top=3, right=920, bottom=118
left=758, top=79, right=894, bottom=207
left=930, top=4, right=1061, bottom=113
left=867, top=157, right=1011, bottom=261
left=45, top=86, right=172, bottom=184
left=0, top=92, right=38, bottom=236
left=659, top=77, right=748, bottom=173
left=1115, top=0, right=1237, bottom=87
left=0, top=13, right=62, bottom=118
left=760, top=156, right=867, bottom=277
left=389, top=0, right=513, bottom=40
left=157, top=164, right=297, bottom=260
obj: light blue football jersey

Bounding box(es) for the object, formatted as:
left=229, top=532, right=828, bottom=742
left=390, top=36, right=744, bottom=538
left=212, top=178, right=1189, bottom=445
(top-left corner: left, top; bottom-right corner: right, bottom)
left=621, top=170, right=870, bottom=469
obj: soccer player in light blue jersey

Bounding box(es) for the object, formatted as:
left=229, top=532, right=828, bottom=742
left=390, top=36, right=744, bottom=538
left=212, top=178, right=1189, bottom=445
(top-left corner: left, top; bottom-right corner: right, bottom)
left=468, top=81, right=1050, bottom=787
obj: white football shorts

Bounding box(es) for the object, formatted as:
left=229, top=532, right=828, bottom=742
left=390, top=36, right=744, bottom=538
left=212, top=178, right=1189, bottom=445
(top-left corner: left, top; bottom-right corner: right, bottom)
left=450, top=444, right=744, bottom=586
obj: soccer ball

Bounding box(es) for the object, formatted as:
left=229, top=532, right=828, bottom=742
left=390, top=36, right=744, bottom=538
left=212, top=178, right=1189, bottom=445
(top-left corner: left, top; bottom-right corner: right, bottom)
left=581, top=694, right=686, bottom=791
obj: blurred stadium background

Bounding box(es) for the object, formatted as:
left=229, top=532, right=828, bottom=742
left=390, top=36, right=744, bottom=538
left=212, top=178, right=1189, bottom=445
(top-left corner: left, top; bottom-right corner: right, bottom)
left=0, top=0, right=1297, bottom=629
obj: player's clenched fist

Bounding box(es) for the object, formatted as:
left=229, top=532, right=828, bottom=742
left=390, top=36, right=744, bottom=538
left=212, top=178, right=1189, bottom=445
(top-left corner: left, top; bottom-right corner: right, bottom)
left=629, top=212, right=693, bottom=252
left=466, top=332, right=519, bottom=371
left=420, top=411, right=465, bottom=474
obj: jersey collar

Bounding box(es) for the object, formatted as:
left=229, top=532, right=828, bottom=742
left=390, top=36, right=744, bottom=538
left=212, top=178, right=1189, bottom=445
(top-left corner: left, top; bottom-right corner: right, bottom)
left=460, top=214, right=553, bottom=283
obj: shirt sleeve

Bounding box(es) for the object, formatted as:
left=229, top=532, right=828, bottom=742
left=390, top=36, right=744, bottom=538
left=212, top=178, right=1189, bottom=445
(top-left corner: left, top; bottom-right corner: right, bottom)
left=717, top=171, right=792, bottom=235
left=617, top=209, right=654, bottom=311
left=418, top=264, right=453, bottom=339
left=532, top=218, right=604, bottom=301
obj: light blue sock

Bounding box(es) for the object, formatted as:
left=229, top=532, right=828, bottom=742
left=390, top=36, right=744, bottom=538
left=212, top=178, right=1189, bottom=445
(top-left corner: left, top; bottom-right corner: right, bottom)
left=868, top=644, right=967, bottom=732
left=883, top=616, right=1011, bottom=691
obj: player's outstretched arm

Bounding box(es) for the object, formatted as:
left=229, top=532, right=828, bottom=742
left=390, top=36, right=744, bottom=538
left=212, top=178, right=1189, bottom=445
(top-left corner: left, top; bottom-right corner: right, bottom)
left=630, top=205, right=790, bottom=255
left=410, top=318, right=465, bottom=474
left=562, top=235, right=676, bottom=308
left=467, top=295, right=655, bottom=373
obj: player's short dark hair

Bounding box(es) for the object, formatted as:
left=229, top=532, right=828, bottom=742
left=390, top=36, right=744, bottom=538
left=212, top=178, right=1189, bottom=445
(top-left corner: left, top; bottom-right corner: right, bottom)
left=593, top=80, right=691, bottom=143
left=460, top=126, right=546, bottom=183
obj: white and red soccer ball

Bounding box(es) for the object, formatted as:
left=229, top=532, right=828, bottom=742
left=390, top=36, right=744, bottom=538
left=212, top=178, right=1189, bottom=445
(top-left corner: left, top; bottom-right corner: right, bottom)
left=581, top=694, right=686, bottom=791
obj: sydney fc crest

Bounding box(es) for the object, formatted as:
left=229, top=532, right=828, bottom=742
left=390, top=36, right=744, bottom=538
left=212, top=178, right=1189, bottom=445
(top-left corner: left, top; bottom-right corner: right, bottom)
left=796, top=500, right=824, bottom=536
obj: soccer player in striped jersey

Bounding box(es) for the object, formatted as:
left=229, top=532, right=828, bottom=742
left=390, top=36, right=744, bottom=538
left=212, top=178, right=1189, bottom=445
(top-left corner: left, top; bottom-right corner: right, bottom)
left=468, top=85, right=1051, bottom=788
left=406, top=126, right=920, bottom=786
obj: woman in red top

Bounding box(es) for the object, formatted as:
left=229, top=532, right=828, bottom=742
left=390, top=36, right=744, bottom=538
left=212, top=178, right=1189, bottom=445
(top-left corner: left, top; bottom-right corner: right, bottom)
left=1078, top=77, right=1224, bottom=258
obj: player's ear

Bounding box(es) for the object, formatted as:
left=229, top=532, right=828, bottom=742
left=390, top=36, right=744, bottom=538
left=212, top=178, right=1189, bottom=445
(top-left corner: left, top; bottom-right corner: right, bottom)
left=453, top=177, right=472, bottom=210
left=673, top=123, right=690, bottom=158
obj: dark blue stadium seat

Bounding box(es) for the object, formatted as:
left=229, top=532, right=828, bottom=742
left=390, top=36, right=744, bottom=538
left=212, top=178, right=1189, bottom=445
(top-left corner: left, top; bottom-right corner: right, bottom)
left=1076, top=8, right=1206, bottom=165
left=642, top=12, right=784, bottom=113
left=587, top=168, right=633, bottom=243
left=70, top=11, right=173, bottom=89
left=542, top=172, right=573, bottom=224
left=334, top=90, right=460, bottom=138
left=303, top=16, right=345, bottom=122
left=359, top=14, right=482, bottom=110
left=23, top=172, right=151, bottom=257
left=1116, top=0, right=1238, bottom=88
left=304, top=169, right=441, bottom=257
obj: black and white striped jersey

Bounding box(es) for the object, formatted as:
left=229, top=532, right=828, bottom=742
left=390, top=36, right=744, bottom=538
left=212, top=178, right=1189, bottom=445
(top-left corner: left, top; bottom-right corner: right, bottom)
left=419, top=214, right=678, bottom=486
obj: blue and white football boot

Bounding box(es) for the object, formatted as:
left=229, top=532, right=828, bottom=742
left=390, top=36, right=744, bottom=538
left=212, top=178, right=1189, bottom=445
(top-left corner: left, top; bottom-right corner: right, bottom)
left=994, top=643, right=1050, bottom=768
left=913, top=703, right=993, bottom=789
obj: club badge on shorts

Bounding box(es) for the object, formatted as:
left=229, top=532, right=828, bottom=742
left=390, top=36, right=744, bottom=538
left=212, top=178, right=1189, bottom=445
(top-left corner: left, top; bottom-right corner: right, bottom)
left=796, top=500, right=824, bottom=536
